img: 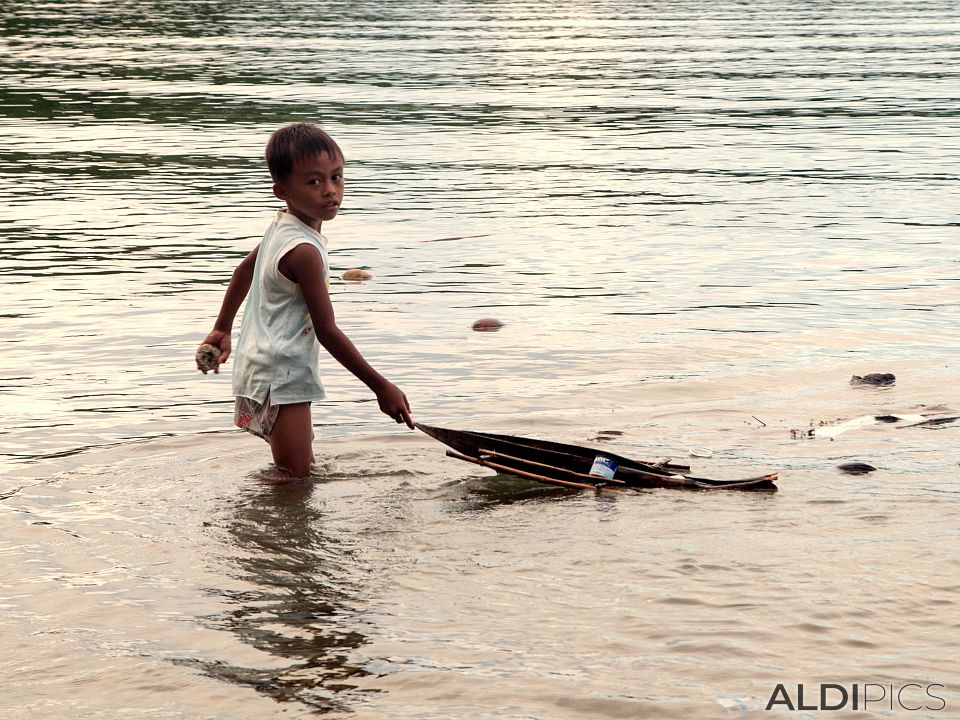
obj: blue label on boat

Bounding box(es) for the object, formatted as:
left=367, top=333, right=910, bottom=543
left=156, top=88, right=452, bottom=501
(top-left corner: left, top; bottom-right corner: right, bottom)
left=589, top=455, right=617, bottom=480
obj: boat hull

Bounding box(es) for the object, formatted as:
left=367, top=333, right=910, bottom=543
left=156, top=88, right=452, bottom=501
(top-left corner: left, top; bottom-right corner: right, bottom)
left=417, top=423, right=778, bottom=492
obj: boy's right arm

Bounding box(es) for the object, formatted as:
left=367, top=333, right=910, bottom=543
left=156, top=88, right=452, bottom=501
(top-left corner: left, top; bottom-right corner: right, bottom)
left=281, top=243, right=414, bottom=428
left=198, top=245, right=259, bottom=374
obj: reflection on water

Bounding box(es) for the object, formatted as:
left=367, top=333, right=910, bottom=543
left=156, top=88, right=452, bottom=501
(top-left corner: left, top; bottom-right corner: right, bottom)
left=189, top=480, right=372, bottom=713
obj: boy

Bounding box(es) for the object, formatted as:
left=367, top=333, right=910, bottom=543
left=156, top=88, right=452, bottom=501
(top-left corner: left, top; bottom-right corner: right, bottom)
left=199, top=122, right=413, bottom=477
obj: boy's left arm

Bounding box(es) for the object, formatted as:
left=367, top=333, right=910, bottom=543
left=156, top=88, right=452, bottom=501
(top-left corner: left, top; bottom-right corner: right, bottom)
left=282, top=243, right=414, bottom=428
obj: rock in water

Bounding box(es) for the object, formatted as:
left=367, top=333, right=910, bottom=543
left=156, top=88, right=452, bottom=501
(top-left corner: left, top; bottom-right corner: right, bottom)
left=472, top=318, right=504, bottom=332
left=850, top=373, right=895, bottom=386
left=342, top=268, right=373, bottom=281
left=196, top=344, right=221, bottom=372
left=837, top=463, right=877, bottom=475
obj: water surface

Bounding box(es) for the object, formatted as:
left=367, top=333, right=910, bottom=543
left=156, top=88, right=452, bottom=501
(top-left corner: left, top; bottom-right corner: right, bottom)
left=1, top=1, right=958, bottom=717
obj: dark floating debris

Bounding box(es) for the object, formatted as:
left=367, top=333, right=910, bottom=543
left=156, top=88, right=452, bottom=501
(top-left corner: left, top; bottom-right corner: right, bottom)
left=897, top=415, right=960, bottom=429
left=837, top=463, right=877, bottom=475
left=589, top=429, right=625, bottom=442
left=850, top=373, right=895, bottom=387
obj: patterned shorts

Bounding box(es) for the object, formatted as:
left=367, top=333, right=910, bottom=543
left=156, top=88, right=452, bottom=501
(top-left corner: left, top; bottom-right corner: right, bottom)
left=234, top=395, right=280, bottom=439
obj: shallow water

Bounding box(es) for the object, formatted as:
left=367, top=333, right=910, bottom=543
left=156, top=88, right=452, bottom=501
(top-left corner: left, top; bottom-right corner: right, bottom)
left=2, top=1, right=959, bottom=718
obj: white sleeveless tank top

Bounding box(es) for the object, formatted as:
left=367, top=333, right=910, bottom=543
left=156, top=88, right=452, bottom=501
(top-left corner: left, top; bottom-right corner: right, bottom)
left=232, top=210, right=330, bottom=405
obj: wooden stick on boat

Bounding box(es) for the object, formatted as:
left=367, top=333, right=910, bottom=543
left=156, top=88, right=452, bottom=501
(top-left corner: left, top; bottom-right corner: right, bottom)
left=479, top=447, right=628, bottom=484
left=477, top=447, right=766, bottom=491
left=445, top=451, right=621, bottom=493
left=478, top=447, right=735, bottom=490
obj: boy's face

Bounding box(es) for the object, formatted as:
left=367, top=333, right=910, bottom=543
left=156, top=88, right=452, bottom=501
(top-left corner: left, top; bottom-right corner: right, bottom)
left=273, top=151, right=344, bottom=230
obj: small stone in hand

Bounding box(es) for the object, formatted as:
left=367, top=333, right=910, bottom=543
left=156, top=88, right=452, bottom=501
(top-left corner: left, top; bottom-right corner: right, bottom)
left=196, top=344, right=222, bottom=373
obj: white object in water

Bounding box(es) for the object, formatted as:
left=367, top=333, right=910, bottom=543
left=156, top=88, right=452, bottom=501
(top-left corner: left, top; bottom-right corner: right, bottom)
left=813, top=414, right=925, bottom=439
left=588, top=455, right=618, bottom=480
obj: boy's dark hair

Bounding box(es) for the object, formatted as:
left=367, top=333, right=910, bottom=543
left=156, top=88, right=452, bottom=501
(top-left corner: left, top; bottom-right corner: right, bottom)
left=265, top=122, right=343, bottom=182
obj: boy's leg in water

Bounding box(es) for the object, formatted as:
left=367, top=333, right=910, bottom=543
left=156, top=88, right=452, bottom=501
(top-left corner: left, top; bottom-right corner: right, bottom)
left=269, top=402, right=314, bottom=477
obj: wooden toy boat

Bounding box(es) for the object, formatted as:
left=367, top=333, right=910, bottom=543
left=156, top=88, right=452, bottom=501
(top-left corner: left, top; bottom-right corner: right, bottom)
left=417, top=423, right=778, bottom=492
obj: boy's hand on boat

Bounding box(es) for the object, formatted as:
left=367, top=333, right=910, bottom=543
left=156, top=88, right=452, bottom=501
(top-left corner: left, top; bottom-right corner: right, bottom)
left=197, top=330, right=231, bottom=374
left=376, top=381, right=414, bottom=428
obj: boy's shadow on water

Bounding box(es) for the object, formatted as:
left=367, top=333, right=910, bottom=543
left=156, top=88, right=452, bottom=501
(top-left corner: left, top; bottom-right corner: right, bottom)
left=178, top=477, right=377, bottom=714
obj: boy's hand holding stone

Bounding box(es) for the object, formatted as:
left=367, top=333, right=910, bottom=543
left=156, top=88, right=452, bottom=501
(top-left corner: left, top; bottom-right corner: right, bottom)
left=197, top=330, right=232, bottom=374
